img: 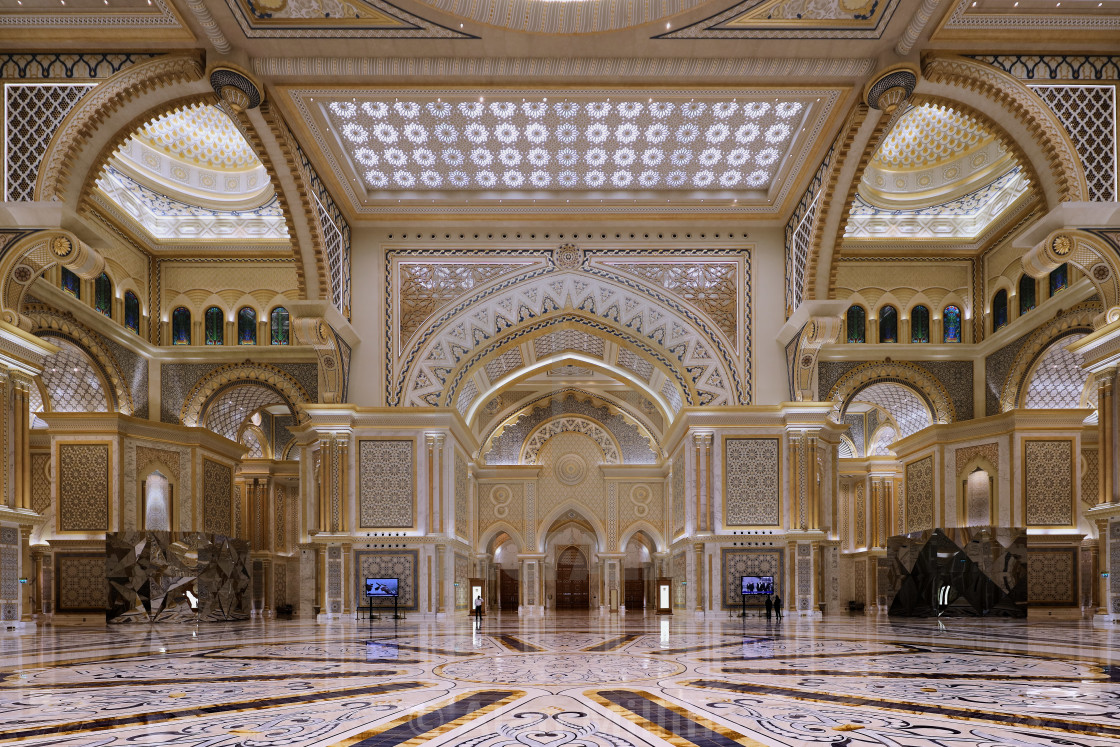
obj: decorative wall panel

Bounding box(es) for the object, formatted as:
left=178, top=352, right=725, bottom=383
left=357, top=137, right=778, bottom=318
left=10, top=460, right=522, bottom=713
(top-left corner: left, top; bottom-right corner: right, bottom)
left=720, top=548, right=783, bottom=610
left=58, top=444, right=109, bottom=532
left=1027, top=547, right=1078, bottom=606
left=4, top=83, right=94, bottom=201
left=1024, top=440, right=1074, bottom=526
left=905, top=457, right=934, bottom=533
left=1083, top=449, right=1100, bottom=507
left=55, top=552, right=106, bottom=613
left=479, top=483, right=523, bottom=534
left=853, top=558, right=866, bottom=605
left=358, top=440, right=414, bottom=528
left=955, top=442, right=999, bottom=479
left=30, top=453, right=50, bottom=515
left=354, top=550, right=419, bottom=611
left=0, top=528, right=16, bottom=617
left=454, top=451, right=469, bottom=541
left=671, top=551, right=686, bottom=609
left=724, top=438, right=780, bottom=526
left=202, top=460, right=233, bottom=536
left=536, top=432, right=607, bottom=523
left=455, top=552, right=469, bottom=611
left=855, top=483, right=866, bottom=547
left=672, top=452, right=685, bottom=537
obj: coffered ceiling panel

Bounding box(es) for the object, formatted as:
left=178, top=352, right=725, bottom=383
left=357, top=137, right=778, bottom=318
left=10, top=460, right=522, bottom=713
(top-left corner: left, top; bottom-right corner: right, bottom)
left=223, top=0, right=474, bottom=38
left=0, top=0, right=192, bottom=41
left=285, top=87, right=842, bottom=215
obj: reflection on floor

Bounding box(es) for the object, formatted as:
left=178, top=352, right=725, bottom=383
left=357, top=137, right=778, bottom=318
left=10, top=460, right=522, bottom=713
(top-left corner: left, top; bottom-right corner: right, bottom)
left=1, top=612, right=1118, bottom=746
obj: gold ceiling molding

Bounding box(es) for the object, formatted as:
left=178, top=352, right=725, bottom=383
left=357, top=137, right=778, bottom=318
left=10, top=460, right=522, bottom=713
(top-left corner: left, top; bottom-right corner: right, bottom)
left=999, top=302, right=1100, bottom=413
left=254, top=56, right=874, bottom=81
left=36, top=54, right=207, bottom=208
left=921, top=55, right=1088, bottom=206
left=1023, top=230, right=1120, bottom=327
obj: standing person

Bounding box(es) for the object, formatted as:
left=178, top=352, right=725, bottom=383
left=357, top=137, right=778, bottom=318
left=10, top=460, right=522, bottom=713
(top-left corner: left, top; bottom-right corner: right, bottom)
left=774, top=594, right=783, bottom=621
left=764, top=595, right=773, bottom=621
left=474, top=594, right=484, bottom=624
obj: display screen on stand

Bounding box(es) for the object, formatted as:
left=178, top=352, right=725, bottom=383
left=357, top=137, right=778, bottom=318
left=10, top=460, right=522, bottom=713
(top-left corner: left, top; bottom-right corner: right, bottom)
left=740, top=576, right=774, bottom=595
left=365, top=578, right=399, bottom=597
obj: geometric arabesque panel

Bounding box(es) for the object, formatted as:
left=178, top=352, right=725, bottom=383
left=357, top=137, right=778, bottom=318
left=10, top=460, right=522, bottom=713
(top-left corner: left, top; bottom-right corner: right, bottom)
left=358, top=440, right=414, bottom=528
left=724, top=438, right=780, bottom=526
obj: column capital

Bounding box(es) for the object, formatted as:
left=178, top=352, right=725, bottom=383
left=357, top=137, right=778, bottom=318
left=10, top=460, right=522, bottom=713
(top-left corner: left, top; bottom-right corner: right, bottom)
left=426, top=433, right=446, bottom=448
left=691, top=431, right=713, bottom=446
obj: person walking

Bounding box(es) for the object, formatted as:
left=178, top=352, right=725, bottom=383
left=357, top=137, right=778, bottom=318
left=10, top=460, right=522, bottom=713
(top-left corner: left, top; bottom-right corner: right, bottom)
left=764, top=595, right=773, bottom=621
left=474, top=594, right=484, bottom=624
left=774, top=594, right=783, bottom=621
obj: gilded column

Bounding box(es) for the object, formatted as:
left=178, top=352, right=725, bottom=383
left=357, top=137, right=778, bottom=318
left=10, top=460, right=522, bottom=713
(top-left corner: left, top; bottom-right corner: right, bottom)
left=426, top=434, right=446, bottom=535
left=435, top=543, right=447, bottom=613
left=693, top=542, right=704, bottom=613
left=1099, top=371, right=1116, bottom=506
left=692, top=433, right=707, bottom=532
left=807, top=433, right=820, bottom=531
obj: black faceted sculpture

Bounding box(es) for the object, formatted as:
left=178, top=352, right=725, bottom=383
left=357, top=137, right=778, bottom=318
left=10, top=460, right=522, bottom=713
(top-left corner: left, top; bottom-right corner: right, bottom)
left=886, top=527, right=1026, bottom=618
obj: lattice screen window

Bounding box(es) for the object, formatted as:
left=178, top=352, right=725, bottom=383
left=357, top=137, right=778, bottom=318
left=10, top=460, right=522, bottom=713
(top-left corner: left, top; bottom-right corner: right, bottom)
left=4, top=83, right=95, bottom=201
left=784, top=146, right=833, bottom=317
left=313, top=192, right=351, bottom=319
left=1031, top=85, right=1117, bottom=202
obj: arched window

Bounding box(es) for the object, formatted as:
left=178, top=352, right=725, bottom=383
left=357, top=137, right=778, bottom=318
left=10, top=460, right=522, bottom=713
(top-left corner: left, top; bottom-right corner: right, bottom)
left=60, top=267, right=80, bottom=298
left=171, top=307, right=191, bottom=345
left=1050, top=263, right=1068, bottom=295
left=879, top=305, right=898, bottom=343
left=846, top=306, right=866, bottom=343
left=238, top=307, right=257, bottom=345
left=94, top=273, right=111, bottom=316
left=1019, top=274, right=1036, bottom=315
left=943, top=305, right=962, bottom=343
left=270, top=306, right=290, bottom=345
left=910, top=305, right=930, bottom=343
left=124, top=292, right=140, bottom=334
left=205, top=306, right=224, bottom=346
left=992, top=290, right=1008, bottom=332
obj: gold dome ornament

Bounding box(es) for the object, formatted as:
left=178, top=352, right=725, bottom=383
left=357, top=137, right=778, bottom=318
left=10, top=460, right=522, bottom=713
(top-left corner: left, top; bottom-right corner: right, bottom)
left=864, top=65, right=919, bottom=114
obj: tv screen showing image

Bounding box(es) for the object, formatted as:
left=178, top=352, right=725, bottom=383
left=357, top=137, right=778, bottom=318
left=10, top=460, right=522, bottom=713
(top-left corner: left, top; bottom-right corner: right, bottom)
left=365, top=578, right=399, bottom=597
left=740, top=576, right=774, bottom=595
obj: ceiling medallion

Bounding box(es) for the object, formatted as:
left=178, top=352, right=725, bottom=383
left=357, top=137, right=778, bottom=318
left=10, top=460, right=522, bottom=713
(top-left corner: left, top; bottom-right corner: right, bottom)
left=209, top=66, right=262, bottom=113
left=1051, top=234, right=1072, bottom=256
left=864, top=65, right=918, bottom=113
left=50, top=235, right=73, bottom=258
left=555, top=244, right=582, bottom=270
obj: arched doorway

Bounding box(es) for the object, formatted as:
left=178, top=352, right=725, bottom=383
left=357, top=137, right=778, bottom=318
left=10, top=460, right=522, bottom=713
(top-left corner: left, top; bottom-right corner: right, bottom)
left=555, top=546, right=590, bottom=609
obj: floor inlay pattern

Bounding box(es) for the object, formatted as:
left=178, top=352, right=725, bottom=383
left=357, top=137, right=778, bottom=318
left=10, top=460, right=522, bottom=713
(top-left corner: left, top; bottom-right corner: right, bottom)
left=1, top=614, right=1119, bottom=746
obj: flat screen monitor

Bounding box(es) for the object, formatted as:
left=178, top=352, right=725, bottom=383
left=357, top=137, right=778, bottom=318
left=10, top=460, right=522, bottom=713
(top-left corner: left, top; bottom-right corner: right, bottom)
left=365, top=578, right=399, bottom=597
left=741, top=576, right=774, bottom=595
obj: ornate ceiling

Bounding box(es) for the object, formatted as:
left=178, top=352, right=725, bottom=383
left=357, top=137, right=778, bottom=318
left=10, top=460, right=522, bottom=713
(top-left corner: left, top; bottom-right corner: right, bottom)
left=287, top=88, right=840, bottom=214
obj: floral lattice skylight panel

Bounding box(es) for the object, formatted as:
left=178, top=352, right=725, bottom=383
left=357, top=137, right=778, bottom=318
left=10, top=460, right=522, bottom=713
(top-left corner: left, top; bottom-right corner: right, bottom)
left=293, top=88, right=840, bottom=212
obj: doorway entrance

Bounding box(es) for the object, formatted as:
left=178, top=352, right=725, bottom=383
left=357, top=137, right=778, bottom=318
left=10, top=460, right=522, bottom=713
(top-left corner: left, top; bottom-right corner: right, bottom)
left=555, top=546, right=590, bottom=609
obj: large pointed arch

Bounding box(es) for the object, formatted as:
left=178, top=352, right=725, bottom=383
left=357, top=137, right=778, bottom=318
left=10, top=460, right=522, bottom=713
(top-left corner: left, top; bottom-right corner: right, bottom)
left=829, top=360, right=955, bottom=427
left=537, top=501, right=608, bottom=554
left=999, top=303, right=1099, bottom=412
left=397, top=270, right=740, bottom=413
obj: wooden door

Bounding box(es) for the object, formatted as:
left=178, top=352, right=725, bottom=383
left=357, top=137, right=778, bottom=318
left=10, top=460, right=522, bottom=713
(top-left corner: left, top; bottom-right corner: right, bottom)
left=555, top=546, right=590, bottom=609
left=499, top=569, right=519, bottom=610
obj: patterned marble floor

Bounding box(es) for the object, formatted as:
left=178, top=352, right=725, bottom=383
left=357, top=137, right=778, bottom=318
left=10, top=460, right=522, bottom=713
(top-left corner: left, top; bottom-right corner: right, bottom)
left=2, top=612, right=1119, bottom=746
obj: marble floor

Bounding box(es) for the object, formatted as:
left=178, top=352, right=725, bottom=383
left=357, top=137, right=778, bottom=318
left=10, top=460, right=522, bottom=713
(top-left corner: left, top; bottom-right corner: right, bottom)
left=1, top=612, right=1119, bottom=746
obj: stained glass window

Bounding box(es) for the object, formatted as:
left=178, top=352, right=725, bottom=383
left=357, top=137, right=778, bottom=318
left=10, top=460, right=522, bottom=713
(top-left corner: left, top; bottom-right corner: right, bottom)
left=992, top=290, right=1008, bottom=332
left=205, top=307, right=224, bottom=346
left=61, top=267, right=80, bottom=298
left=845, top=305, right=866, bottom=343
left=911, top=305, right=930, bottom=343
left=879, top=305, right=898, bottom=343
left=238, top=307, right=257, bottom=345
left=94, top=273, right=111, bottom=316
left=270, top=307, right=290, bottom=345
left=1050, top=263, right=1068, bottom=295
left=124, top=292, right=140, bottom=334
left=1019, top=274, right=1036, bottom=314
left=172, top=307, right=191, bottom=345
left=943, top=305, right=961, bottom=343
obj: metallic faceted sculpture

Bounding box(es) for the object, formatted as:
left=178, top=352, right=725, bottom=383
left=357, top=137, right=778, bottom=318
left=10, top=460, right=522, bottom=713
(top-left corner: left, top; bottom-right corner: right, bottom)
left=886, top=527, right=1027, bottom=618
left=106, top=531, right=251, bottom=623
